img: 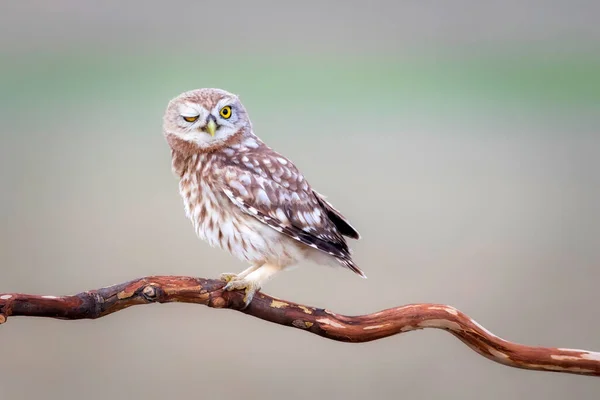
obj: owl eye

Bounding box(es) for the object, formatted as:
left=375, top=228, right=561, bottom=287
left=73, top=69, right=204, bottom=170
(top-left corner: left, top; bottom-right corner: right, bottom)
left=219, top=106, right=232, bottom=119
left=182, top=115, right=199, bottom=123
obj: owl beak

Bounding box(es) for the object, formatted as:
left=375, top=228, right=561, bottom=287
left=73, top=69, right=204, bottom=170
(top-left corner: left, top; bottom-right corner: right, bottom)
left=205, top=118, right=217, bottom=137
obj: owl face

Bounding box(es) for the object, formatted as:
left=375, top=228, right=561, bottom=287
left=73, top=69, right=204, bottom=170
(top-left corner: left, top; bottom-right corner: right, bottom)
left=163, top=88, right=250, bottom=151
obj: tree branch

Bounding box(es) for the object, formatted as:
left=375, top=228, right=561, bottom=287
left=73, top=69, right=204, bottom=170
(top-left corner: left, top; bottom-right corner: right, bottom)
left=1, top=275, right=598, bottom=377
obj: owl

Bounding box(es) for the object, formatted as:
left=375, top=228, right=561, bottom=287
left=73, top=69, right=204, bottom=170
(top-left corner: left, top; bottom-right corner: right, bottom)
left=162, top=88, right=365, bottom=306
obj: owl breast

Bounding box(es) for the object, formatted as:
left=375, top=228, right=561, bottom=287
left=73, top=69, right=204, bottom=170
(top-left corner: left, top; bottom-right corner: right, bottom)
left=178, top=154, right=305, bottom=267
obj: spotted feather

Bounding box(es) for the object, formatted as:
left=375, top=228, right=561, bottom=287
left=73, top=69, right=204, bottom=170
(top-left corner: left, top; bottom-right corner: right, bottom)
left=219, top=156, right=365, bottom=277
left=222, top=185, right=348, bottom=259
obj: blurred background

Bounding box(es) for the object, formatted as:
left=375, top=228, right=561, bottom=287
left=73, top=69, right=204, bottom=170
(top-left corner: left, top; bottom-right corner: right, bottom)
left=1, top=1, right=599, bottom=399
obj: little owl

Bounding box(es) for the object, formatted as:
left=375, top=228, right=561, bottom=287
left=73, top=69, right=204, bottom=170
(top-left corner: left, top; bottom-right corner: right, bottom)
left=162, top=88, right=365, bottom=306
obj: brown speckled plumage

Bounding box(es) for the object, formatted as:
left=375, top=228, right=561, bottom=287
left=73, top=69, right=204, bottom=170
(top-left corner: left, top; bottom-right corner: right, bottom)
left=162, top=88, right=364, bottom=305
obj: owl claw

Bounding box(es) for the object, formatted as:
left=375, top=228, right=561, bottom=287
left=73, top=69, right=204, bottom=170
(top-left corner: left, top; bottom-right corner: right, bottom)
left=223, top=278, right=260, bottom=307
left=219, top=273, right=238, bottom=283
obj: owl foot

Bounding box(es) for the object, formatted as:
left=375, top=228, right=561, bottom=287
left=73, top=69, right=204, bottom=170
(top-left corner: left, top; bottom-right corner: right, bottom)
left=219, top=264, right=261, bottom=284
left=219, top=273, right=239, bottom=283
left=223, top=278, right=260, bottom=308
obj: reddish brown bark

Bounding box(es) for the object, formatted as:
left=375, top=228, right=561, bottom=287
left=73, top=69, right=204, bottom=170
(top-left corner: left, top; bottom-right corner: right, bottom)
left=1, top=275, right=598, bottom=377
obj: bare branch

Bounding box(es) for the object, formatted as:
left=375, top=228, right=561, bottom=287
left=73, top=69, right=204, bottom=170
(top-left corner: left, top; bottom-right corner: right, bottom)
left=1, top=275, right=598, bottom=377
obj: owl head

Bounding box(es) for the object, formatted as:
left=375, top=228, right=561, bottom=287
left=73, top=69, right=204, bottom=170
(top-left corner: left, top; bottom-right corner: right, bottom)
left=163, top=88, right=251, bottom=153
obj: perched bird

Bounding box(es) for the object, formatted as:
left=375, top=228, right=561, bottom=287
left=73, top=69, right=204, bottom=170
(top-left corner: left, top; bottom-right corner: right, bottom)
left=162, top=88, right=365, bottom=306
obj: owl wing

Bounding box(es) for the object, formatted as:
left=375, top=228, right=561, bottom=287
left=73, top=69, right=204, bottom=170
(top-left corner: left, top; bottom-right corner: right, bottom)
left=218, top=163, right=362, bottom=273
left=312, top=190, right=361, bottom=240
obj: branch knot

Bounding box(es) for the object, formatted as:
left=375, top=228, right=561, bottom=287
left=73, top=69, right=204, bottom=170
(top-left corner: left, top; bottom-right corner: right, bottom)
left=142, top=285, right=158, bottom=301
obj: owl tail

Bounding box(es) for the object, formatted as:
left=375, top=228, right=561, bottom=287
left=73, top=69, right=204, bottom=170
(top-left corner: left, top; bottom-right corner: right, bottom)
left=339, top=259, right=367, bottom=279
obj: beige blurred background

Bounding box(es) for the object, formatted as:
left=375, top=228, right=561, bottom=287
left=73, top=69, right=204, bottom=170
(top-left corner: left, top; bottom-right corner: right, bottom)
left=1, top=1, right=599, bottom=399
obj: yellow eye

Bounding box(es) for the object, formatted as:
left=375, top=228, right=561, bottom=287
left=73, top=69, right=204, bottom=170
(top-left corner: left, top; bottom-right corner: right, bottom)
left=219, top=106, right=232, bottom=119
left=183, top=115, right=199, bottom=123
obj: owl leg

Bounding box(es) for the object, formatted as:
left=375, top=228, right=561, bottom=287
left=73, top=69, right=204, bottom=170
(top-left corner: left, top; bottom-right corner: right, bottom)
left=219, top=263, right=261, bottom=283
left=223, top=263, right=282, bottom=307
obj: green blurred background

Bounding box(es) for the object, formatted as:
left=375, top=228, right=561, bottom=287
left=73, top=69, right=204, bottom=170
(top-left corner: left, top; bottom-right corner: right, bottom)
left=1, top=1, right=599, bottom=399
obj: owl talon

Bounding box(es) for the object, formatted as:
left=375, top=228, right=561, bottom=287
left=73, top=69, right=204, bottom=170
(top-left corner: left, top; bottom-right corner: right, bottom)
left=219, top=273, right=238, bottom=283
left=223, top=279, right=260, bottom=307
